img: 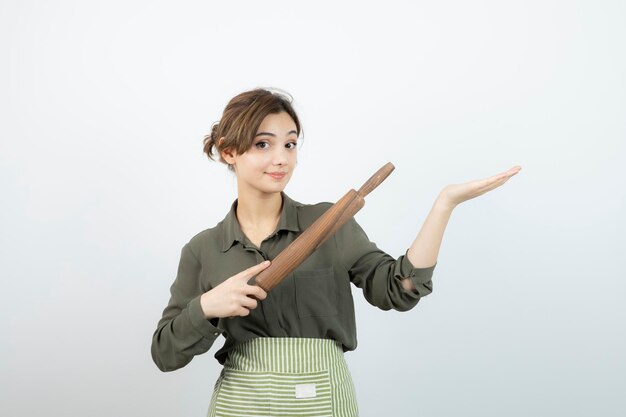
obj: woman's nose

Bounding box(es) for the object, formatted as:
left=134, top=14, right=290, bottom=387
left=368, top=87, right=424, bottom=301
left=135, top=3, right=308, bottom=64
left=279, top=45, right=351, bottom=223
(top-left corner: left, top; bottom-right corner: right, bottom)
left=272, top=148, right=289, bottom=165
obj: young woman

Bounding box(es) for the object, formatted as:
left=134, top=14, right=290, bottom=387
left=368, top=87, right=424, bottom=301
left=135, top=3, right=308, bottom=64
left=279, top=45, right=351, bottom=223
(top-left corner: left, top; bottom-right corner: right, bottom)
left=151, top=88, right=521, bottom=417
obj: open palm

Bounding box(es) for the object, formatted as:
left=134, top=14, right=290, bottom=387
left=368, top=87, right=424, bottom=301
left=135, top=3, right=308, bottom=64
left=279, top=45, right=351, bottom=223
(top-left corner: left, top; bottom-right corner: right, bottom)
left=440, top=165, right=522, bottom=209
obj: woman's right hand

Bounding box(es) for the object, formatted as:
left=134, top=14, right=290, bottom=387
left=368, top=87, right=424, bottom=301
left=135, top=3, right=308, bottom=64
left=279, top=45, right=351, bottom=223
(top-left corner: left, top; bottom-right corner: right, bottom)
left=200, top=260, right=270, bottom=319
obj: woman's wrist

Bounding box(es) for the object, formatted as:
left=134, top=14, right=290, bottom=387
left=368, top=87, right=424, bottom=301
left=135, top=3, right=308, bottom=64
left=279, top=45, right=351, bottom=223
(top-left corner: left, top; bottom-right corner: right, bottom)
left=200, top=292, right=215, bottom=319
left=435, top=191, right=457, bottom=213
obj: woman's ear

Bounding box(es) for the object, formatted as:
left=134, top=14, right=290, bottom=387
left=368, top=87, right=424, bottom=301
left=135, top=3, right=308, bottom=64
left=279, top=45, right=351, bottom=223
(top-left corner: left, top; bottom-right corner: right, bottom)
left=219, top=137, right=236, bottom=165
left=222, top=149, right=236, bottom=165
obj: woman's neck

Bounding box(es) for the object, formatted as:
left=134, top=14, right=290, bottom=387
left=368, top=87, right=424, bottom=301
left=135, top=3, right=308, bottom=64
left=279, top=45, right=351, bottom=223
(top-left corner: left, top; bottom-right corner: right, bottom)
left=235, top=190, right=283, bottom=231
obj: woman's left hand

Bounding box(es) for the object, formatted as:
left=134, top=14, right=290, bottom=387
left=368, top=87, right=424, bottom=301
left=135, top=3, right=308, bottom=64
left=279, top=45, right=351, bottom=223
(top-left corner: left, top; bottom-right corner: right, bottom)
left=438, top=165, right=522, bottom=210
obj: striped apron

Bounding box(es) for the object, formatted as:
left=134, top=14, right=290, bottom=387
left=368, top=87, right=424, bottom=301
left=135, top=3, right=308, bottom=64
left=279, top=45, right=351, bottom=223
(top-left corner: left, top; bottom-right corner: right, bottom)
left=207, top=338, right=359, bottom=417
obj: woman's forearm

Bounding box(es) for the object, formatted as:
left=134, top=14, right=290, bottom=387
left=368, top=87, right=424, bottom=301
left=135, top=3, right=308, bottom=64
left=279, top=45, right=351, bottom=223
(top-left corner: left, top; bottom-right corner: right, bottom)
left=406, top=194, right=454, bottom=268
left=400, top=194, right=454, bottom=291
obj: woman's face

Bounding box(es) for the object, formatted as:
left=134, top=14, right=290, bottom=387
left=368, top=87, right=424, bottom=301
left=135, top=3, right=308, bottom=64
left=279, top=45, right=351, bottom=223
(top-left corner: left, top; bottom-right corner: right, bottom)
left=223, top=111, right=299, bottom=196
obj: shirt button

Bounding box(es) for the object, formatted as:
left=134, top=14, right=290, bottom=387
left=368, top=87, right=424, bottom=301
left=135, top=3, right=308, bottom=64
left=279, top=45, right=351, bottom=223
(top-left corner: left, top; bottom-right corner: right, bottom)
left=213, top=332, right=220, bottom=336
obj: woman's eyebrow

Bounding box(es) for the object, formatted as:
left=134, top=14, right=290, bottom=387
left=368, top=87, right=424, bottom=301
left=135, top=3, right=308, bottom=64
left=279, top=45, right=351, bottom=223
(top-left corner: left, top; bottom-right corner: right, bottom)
left=255, top=130, right=298, bottom=137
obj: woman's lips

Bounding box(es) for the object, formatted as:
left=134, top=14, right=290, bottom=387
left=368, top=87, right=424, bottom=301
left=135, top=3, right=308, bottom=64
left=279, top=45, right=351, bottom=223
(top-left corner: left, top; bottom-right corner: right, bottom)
left=267, top=172, right=286, bottom=179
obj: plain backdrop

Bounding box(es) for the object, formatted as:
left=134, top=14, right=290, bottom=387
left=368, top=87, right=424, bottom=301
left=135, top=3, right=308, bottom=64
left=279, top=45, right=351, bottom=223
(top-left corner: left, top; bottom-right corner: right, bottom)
left=1, top=1, right=625, bottom=416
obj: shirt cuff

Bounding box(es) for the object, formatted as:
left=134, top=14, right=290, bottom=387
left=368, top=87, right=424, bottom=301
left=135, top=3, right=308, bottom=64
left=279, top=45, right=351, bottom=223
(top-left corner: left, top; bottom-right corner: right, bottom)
left=188, top=295, right=223, bottom=339
left=398, top=250, right=437, bottom=290
left=400, top=254, right=436, bottom=281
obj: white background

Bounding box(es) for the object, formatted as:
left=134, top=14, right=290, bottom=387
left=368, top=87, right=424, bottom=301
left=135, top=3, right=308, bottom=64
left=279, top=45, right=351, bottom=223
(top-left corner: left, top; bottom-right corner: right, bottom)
left=1, top=1, right=625, bottom=416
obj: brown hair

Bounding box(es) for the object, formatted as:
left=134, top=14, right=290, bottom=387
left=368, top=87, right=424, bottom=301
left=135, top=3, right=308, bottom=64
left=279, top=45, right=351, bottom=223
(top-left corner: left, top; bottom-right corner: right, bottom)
left=203, top=88, right=302, bottom=170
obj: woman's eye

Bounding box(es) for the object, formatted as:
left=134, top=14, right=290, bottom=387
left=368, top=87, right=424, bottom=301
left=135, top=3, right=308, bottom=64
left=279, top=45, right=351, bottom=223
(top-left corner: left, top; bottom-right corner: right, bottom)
left=286, top=142, right=298, bottom=149
left=255, top=142, right=269, bottom=149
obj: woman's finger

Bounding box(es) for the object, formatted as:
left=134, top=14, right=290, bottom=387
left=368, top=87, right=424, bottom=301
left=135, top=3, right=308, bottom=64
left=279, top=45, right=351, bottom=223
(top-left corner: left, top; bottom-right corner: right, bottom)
left=479, top=167, right=519, bottom=190
left=236, top=260, right=271, bottom=281
left=240, top=296, right=259, bottom=310
left=246, top=285, right=267, bottom=300
left=479, top=175, right=508, bottom=193
left=483, top=170, right=518, bottom=193
left=464, top=172, right=512, bottom=199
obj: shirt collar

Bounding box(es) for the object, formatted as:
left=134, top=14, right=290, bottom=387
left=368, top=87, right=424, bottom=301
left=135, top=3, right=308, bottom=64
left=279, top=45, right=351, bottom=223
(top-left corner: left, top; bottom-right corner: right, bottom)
left=220, top=191, right=301, bottom=252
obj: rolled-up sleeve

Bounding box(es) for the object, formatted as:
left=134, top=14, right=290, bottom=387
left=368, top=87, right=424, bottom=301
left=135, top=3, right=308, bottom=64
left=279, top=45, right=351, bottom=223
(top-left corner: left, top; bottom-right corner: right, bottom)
left=336, top=217, right=436, bottom=311
left=151, top=243, right=223, bottom=372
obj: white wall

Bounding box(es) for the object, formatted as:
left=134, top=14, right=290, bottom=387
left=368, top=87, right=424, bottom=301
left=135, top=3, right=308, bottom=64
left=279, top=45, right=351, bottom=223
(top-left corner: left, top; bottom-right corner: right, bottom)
left=1, top=1, right=624, bottom=416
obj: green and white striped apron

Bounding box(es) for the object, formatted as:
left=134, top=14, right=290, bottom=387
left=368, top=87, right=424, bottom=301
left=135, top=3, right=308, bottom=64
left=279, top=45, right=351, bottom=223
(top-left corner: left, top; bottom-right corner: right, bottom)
left=207, top=337, right=359, bottom=417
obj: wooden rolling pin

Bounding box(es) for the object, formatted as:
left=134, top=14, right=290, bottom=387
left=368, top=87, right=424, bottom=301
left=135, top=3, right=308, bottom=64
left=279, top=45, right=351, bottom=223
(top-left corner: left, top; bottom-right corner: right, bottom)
left=253, top=162, right=395, bottom=292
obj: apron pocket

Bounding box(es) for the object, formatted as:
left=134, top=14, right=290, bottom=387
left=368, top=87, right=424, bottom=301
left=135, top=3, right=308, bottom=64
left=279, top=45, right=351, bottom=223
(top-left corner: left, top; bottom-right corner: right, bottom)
left=215, top=369, right=333, bottom=417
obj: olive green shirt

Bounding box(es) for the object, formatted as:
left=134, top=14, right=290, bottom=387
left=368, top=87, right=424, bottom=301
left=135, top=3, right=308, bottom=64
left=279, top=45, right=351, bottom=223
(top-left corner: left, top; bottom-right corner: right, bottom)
left=151, top=192, right=437, bottom=371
